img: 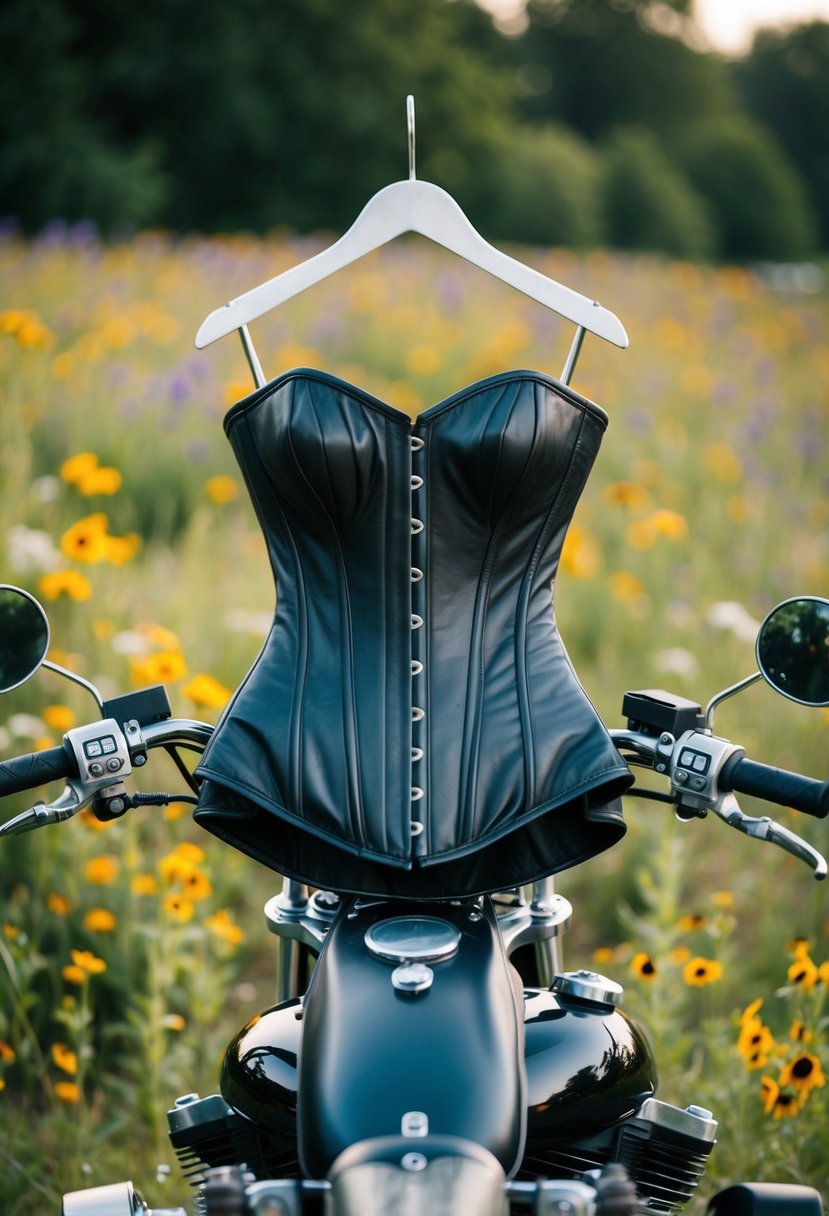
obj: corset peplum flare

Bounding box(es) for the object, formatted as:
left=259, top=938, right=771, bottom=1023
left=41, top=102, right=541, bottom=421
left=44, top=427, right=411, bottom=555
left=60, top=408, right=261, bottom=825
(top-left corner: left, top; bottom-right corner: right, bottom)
left=194, top=367, right=632, bottom=897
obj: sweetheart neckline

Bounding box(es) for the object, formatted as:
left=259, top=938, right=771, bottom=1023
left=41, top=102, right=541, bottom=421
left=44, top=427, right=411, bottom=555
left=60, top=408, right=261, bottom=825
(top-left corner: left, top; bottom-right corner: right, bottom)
left=224, top=366, right=606, bottom=429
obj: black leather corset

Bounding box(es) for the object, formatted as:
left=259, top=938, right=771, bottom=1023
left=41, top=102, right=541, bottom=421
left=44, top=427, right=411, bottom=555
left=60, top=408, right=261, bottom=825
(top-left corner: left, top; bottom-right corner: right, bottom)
left=194, top=368, right=631, bottom=897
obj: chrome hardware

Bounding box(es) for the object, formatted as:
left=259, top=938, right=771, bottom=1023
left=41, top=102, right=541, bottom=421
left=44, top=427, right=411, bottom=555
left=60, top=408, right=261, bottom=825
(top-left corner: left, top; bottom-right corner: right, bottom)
left=411, top=660, right=423, bottom=675
left=410, top=475, right=424, bottom=490
left=411, top=706, right=425, bottom=721
left=411, top=567, right=423, bottom=582
left=551, top=969, right=624, bottom=1008
left=401, top=1152, right=428, bottom=1171
left=411, top=786, right=424, bottom=801
left=410, top=518, right=423, bottom=535
left=411, top=746, right=424, bottom=761
left=365, top=916, right=461, bottom=963
left=401, top=1111, right=429, bottom=1137
left=392, top=962, right=434, bottom=994
left=411, top=614, right=423, bottom=629
left=410, top=436, right=424, bottom=452
left=410, top=821, right=424, bottom=835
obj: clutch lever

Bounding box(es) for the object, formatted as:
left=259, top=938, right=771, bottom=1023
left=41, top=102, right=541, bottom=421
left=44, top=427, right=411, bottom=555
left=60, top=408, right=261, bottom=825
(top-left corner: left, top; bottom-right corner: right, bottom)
left=712, top=793, right=827, bottom=880
left=0, top=784, right=85, bottom=838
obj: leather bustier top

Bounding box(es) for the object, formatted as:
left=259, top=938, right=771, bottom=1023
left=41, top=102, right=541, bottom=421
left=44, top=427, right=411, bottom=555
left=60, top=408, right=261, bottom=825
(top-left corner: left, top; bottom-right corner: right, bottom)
left=194, top=368, right=632, bottom=897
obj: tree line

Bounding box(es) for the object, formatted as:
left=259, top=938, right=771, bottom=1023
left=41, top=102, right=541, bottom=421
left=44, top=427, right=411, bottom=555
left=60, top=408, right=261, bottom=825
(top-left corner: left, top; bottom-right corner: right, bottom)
left=2, top=0, right=827, bottom=260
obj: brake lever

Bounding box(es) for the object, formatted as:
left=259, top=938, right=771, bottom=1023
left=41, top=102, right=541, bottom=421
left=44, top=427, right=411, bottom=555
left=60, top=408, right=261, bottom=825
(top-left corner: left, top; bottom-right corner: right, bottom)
left=0, top=785, right=85, bottom=838
left=712, top=793, right=827, bottom=880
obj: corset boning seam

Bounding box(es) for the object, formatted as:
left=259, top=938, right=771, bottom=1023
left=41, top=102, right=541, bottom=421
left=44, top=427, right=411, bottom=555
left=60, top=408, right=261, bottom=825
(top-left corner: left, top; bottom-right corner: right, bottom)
left=517, top=399, right=588, bottom=804
left=285, top=391, right=366, bottom=846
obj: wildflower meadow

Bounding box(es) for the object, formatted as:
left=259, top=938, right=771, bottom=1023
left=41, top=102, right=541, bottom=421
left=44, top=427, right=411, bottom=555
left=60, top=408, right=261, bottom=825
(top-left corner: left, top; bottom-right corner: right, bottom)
left=1, top=224, right=828, bottom=1211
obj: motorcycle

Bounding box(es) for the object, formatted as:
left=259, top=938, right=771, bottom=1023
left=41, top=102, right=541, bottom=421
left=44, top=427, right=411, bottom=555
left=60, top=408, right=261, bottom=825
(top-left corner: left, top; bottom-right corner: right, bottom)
left=1, top=582, right=827, bottom=1216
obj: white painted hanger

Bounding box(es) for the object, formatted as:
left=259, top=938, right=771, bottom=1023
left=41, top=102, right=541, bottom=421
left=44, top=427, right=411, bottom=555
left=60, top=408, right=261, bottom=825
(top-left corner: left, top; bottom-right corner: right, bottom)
left=195, top=98, right=628, bottom=387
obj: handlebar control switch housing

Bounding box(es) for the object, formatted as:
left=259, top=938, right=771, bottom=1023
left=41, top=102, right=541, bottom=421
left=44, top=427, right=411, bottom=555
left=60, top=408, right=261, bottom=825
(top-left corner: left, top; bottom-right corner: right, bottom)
left=670, top=731, right=744, bottom=818
left=623, top=690, right=702, bottom=738
left=65, top=719, right=133, bottom=789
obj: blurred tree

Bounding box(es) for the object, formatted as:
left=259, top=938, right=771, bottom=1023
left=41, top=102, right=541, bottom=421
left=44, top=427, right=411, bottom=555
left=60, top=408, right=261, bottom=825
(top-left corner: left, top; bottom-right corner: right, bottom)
left=601, top=127, right=714, bottom=258
left=676, top=116, right=819, bottom=260
left=0, top=0, right=167, bottom=230
left=737, top=22, right=829, bottom=246
left=479, top=123, right=604, bottom=247
left=508, top=0, right=736, bottom=142
left=5, top=0, right=513, bottom=234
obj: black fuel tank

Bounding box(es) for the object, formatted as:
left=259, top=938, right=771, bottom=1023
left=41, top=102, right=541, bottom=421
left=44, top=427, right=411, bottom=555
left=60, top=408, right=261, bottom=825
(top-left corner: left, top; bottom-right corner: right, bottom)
left=524, top=984, right=657, bottom=1146
left=297, top=898, right=527, bottom=1180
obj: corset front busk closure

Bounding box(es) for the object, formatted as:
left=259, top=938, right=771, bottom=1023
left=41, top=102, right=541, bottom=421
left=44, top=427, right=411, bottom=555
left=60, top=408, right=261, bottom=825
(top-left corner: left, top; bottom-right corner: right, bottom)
left=410, top=432, right=426, bottom=855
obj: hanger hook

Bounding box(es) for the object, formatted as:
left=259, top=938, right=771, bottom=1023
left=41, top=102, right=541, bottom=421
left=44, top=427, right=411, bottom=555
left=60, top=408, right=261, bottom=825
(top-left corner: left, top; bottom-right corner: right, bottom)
left=407, top=95, right=416, bottom=181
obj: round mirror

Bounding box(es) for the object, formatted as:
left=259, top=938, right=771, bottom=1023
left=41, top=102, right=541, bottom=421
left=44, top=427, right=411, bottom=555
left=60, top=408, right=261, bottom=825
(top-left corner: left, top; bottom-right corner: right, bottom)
left=0, top=585, right=51, bottom=693
left=756, top=596, right=829, bottom=707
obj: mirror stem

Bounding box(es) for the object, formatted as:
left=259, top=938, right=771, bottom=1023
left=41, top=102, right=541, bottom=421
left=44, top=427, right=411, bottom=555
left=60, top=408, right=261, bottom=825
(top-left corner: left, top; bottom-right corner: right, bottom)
left=704, top=670, right=763, bottom=732
left=42, top=660, right=104, bottom=714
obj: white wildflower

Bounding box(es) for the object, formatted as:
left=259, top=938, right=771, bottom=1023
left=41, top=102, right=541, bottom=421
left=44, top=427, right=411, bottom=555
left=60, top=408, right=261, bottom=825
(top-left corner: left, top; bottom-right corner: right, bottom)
left=655, top=648, right=700, bottom=678
left=705, top=601, right=760, bottom=645
left=6, top=525, right=62, bottom=574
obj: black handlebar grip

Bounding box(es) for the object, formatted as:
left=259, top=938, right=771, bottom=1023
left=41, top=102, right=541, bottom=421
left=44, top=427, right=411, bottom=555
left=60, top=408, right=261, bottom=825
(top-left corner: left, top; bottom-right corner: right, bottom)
left=0, top=744, right=75, bottom=798
left=722, top=755, right=829, bottom=819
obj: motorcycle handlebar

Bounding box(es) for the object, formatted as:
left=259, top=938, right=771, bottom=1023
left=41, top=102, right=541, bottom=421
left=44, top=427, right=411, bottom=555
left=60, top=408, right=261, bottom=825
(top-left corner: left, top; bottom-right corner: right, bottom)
left=721, top=755, right=829, bottom=820
left=0, top=744, right=76, bottom=798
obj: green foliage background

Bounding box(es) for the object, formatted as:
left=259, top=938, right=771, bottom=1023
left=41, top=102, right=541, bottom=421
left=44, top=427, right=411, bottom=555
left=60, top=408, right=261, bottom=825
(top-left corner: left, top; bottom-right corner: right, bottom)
left=2, top=0, right=829, bottom=260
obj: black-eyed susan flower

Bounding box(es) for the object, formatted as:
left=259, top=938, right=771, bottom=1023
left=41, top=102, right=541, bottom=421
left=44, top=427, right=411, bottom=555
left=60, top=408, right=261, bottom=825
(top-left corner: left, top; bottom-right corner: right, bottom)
left=163, top=893, right=195, bottom=924
left=60, top=453, right=99, bottom=485
left=102, top=532, right=141, bottom=565
left=780, top=1053, right=825, bottom=1099
left=60, top=513, right=110, bottom=563
left=602, top=481, right=651, bottom=510
left=129, top=649, right=187, bottom=687
left=789, top=1020, right=813, bottom=1044
left=682, top=957, right=723, bottom=987
left=677, top=914, right=707, bottom=932
left=787, top=937, right=811, bottom=958
left=631, top=952, right=657, bottom=980
left=70, top=949, right=106, bottom=974
left=787, top=956, right=818, bottom=990
left=738, top=1019, right=776, bottom=1070
left=131, top=873, right=158, bottom=896
left=181, top=869, right=212, bottom=902
left=42, top=705, right=76, bottom=732
left=740, top=998, right=763, bottom=1025
left=592, top=947, right=615, bottom=965
left=77, top=466, right=122, bottom=496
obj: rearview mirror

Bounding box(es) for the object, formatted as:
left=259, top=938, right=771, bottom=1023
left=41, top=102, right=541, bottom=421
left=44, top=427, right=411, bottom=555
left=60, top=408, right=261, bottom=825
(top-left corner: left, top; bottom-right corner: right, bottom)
left=756, top=596, right=829, bottom=707
left=0, top=585, right=51, bottom=693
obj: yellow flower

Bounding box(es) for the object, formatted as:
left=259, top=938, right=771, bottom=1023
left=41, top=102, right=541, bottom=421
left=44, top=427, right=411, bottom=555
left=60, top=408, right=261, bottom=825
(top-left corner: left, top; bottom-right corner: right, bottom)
left=182, top=869, right=212, bottom=902
left=4, top=924, right=19, bottom=940
left=788, top=956, right=818, bottom=990
left=164, top=893, right=195, bottom=923
left=47, top=892, right=71, bottom=917
left=83, top=908, right=117, bottom=933
left=631, top=952, right=657, bottom=981
left=77, top=466, right=122, bottom=496
left=54, top=1081, right=81, bottom=1104
left=51, top=1043, right=78, bottom=1075
left=677, top=914, right=707, bottom=932
left=182, top=673, right=233, bottom=711
left=93, top=618, right=116, bottom=641
left=84, top=855, right=119, bottom=885
left=205, top=908, right=244, bottom=947
left=62, top=964, right=87, bottom=986
left=163, top=802, right=189, bottom=822
left=650, top=509, right=689, bottom=540
left=789, top=1020, right=813, bottom=1044
left=131, top=873, right=158, bottom=896
left=625, top=517, right=657, bottom=550
left=738, top=1018, right=776, bottom=1069
left=60, top=513, right=110, bottom=563
left=38, top=569, right=93, bottom=602
left=741, top=998, right=764, bottom=1024
left=608, top=570, right=646, bottom=603
left=560, top=524, right=600, bottom=580
left=60, top=452, right=99, bottom=485
left=668, top=946, right=691, bottom=964
left=102, top=532, right=141, bottom=565
left=780, top=1053, right=825, bottom=1098
left=703, top=442, right=743, bottom=484
left=683, top=957, right=723, bottom=987
left=406, top=343, right=442, bottom=376
left=162, top=1013, right=187, bottom=1031
left=130, top=649, right=187, bottom=687
left=79, top=807, right=116, bottom=832
left=711, top=891, right=734, bottom=910
left=70, top=949, right=106, bottom=974
left=222, top=379, right=256, bottom=409
left=42, top=705, right=76, bottom=732
left=138, top=622, right=181, bottom=650
left=592, top=947, right=615, bottom=965
left=602, top=481, right=651, bottom=510
left=788, top=937, right=811, bottom=958
left=0, top=1041, right=15, bottom=1062
left=0, top=308, right=54, bottom=349
left=205, top=474, right=241, bottom=504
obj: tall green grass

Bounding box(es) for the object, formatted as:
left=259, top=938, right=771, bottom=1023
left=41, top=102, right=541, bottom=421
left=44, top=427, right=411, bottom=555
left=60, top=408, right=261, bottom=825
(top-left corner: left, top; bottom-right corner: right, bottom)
left=1, top=228, right=827, bottom=1211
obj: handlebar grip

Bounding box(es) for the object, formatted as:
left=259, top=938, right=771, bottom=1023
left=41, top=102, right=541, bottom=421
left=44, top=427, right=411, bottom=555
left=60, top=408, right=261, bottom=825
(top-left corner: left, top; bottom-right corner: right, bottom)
left=722, top=756, right=829, bottom=819
left=0, top=745, right=75, bottom=798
